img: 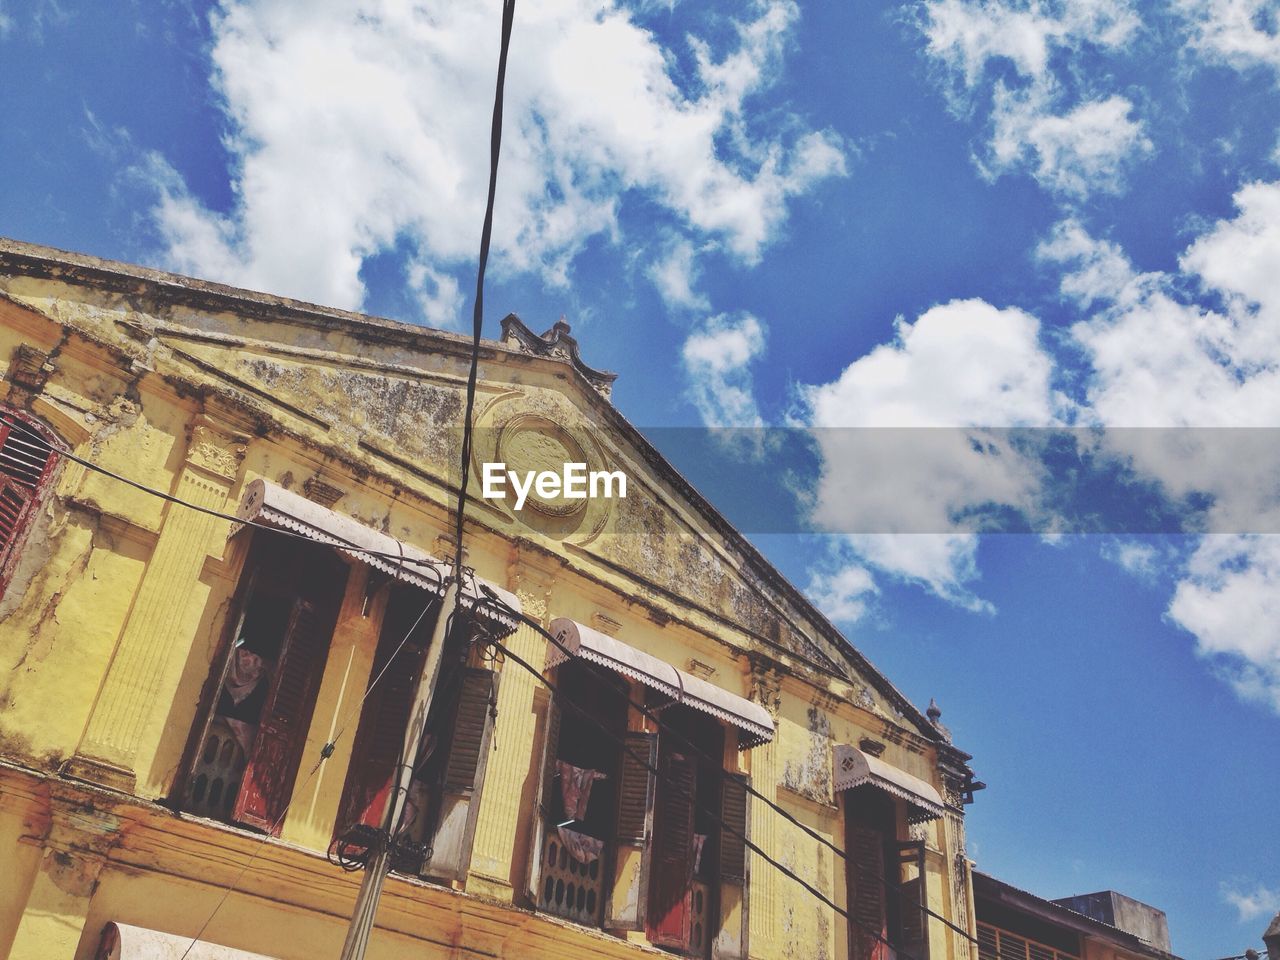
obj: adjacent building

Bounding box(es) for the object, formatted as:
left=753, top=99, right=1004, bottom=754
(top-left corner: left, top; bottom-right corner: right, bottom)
left=974, top=873, right=1178, bottom=960
left=0, top=239, right=981, bottom=960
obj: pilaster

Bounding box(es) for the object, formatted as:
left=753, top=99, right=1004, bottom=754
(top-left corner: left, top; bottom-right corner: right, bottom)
left=68, top=414, right=248, bottom=793
left=465, top=548, right=556, bottom=900
left=5, top=784, right=126, bottom=960
left=746, top=656, right=784, bottom=960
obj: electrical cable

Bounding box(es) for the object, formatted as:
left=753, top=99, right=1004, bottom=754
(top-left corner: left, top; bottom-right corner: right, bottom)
left=471, top=591, right=981, bottom=949
left=486, top=633, right=927, bottom=960
left=3, top=416, right=974, bottom=950
left=0, top=412, right=447, bottom=581
left=6, top=393, right=972, bottom=951
left=450, top=0, right=515, bottom=580
left=176, top=601, right=452, bottom=958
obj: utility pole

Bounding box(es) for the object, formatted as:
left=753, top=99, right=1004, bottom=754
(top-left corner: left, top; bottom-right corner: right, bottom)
left=338, top=578, right=459, bottom=960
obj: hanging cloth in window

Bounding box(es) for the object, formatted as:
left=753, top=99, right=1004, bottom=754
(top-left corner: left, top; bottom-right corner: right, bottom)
left=556, top=760, right=608, bottom=820
left=556, top=825, right=605, bottom=865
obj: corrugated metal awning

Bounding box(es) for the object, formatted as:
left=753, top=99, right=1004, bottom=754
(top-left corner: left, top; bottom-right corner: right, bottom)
left=95, top=922, right=279, bottom=960
left=833, top=744, right=946, bottom=824
left=546, top=617, right=774, bottom=747
left=233, top=478, right=520, bottom=636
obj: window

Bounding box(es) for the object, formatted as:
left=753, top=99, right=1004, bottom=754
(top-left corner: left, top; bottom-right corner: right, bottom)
left=0, top=407, right=59, bottom=599
left=531, top=659, right=629, bottom=926
left=647, top=705, right=726, bottom=957
left=182, top=530, right=349, bottom=834
left=528, top=673, right=752, bottom=959
left=844, top=787, right=929, bottom=960
left=332, top=583, right=500, bottom=882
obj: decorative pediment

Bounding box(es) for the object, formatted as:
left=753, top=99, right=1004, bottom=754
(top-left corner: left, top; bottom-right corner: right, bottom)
left=500, top=314, right=617, bottom=401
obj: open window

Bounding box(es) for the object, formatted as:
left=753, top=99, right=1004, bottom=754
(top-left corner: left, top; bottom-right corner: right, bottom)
left=529, top=659, right=629, bottom=926
left=0, top=407, right=59, bottom=600
left=182, top=530, right=349, bottom=834
left=532, top=619, right=770, bottom=958
left=836, top=745, right=943, bottom=960
left=333, top=583, right=500, bottom=883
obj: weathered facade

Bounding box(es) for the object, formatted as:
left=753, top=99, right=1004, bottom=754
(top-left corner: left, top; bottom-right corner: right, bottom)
left=0, top=238, right=979, bottom=960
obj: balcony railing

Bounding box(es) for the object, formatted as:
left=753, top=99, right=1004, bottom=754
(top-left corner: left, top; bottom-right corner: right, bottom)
left=537, top=829, right=607, bottom=926
left=185, top=717, right=246, bottom=821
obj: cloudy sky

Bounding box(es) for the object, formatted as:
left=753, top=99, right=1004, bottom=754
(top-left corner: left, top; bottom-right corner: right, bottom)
left=4, top=0, right=1280, bottom=953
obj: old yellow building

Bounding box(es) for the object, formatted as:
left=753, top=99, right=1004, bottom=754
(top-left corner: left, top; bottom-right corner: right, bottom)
left=0, top=238, right=980, bottom=960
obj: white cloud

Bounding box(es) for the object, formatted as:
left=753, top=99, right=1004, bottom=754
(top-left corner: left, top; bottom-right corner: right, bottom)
left=140, top=0, right=844, bottom=319
left=806, top=560, right=878, bottom=624
left=799, top=298, right=1061, bottom=608
left=1181, top=0, right=1280, bottom=75
left=922, top=0, right=1139, bottom=93
left=1040, top=183, right=1280, bottom=713
left=649, top=237, right=709, bottom=311
left=1100, top=539, right=1162, bottom=581
left=406, top=260, right=465, bottom=329
left=989, top=92, right=1152, bottom=198
left=681, top=312, right=767, bottom=430
left=1220, top=880, right=1280, bottom=922
left=920, top=0, right=1149, bottom=199
left=1169, top=537, right=1280, bottom=713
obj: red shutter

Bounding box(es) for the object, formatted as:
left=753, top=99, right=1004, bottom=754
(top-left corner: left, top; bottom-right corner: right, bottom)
left=648, top=749, right=697, bottom=951
left=233, top=598, right=328, bottom=833
left=0, top=412, right=57, bottom=592
left=334, top=635, right=419, bottom=835
left=847, top=825, right=889, bottom=960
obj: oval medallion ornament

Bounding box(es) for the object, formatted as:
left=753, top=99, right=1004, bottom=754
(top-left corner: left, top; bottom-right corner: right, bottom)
left=495, top=414, right=591, bottom=518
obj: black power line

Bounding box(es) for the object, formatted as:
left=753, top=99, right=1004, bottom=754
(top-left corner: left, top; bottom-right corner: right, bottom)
left=471, top=591, right=981, bottom=950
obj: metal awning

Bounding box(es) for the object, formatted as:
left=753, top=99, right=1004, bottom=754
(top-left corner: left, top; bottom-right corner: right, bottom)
left=833, top=744, right=946, bottom=824
left=233, top=478, right=520, bottom=636
left=96, top=922, right=279, bottom=959
left=546, top=618, right=774, bottom=747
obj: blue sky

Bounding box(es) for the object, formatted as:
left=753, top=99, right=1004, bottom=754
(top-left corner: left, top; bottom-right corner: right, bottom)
left=3, top=0, right=1280, bottom=954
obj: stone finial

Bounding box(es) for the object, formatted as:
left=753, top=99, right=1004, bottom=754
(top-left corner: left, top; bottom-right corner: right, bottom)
left=500, top=313, right=618, bottom=401
left=927, top=698, right=942, bottom=723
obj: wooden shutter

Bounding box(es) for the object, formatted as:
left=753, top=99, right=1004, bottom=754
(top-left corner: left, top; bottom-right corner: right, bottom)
left=334, top=633, right=420, bottom=836
left=421, top=666, right=498, bottom=881
left=233, top=598, right=327, bottom=833
left=719, top=773, right=749, bottom=882
left=0, top=477, right=32, bottom=556
left=647, top=749, right=697, bottom=951
left=606, top=730, right=657, bottom=930
left=527, top=691, right=561, bottom=906
left=713, top=772, right=751, bottom=960
left=847, top=825, right=889, bottom=960
left=897, top=840, right=929, bottom=960
left=0, top=414, right=56, bottom=590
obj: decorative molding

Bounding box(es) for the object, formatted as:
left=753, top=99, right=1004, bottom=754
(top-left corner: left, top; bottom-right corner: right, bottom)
left=858, top=737, right=886, bottom=758
left=184, top=418, right=248, bottom=481
left=590, top=611, right=621, bottom=636
left=302, top=475, right=345, bottom=508
left=8, top=343, right=56, bottom=394
left=686, top=658, right=717, bottom=680
left=500, top=314, right=618, bottom=401
left=747, top=656, right=784, bottom=719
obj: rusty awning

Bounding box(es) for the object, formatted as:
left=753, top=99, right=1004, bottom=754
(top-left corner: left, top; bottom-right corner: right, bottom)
left=833, top=744, right=946, bottom=823
left=96, top=922, right=280, bottom=959
left=546, top=617, right=774, bottom=747
left=233, top=478, right=520, bottom=636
